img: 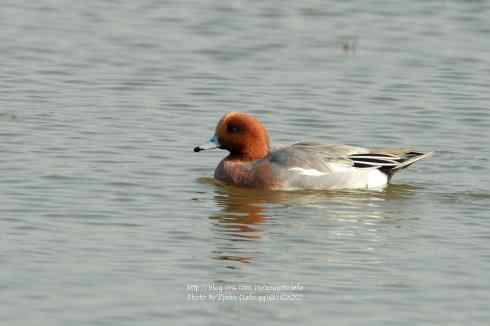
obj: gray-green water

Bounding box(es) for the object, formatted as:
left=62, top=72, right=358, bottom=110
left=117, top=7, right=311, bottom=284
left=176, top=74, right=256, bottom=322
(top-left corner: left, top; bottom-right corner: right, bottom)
left=1, top=1, right=490, bottom=325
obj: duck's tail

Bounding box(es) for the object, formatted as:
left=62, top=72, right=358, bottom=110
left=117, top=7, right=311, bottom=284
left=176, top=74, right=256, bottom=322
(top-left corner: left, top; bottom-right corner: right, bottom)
left=348, top=149, right=433, bottom=179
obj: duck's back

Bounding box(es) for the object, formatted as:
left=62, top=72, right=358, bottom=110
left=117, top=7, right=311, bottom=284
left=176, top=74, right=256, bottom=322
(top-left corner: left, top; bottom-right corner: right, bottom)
left=269, top=142, right=431, bottom=190
left=269, top=142, right=386, bottom=190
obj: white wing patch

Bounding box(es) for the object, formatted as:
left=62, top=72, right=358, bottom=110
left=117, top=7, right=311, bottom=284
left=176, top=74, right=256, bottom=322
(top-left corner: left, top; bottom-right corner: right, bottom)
left=288, top=167, right=326, bottom=176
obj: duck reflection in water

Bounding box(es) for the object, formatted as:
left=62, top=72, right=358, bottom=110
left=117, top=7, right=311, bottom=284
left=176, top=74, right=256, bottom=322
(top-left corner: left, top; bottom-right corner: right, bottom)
left=204, top=177, right=418, bottom=267
left=208, top=184, right=281, bottom=265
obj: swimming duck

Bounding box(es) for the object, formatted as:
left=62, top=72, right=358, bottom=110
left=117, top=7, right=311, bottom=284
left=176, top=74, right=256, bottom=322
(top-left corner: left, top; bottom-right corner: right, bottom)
left=194, top=112, right=432, bottom=190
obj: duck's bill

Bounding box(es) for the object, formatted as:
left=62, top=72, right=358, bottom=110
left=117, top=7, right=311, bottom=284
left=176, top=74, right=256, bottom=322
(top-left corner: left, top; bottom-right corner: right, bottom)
left=194, top=135, right=221, bottom=152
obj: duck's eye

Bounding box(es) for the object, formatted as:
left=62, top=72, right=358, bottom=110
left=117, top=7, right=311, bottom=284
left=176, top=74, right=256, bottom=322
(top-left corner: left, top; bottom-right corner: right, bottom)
left=227, top=125, right=241, bottom=133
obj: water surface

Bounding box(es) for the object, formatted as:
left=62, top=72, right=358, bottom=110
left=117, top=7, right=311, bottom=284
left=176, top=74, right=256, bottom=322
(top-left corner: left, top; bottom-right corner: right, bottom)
left=1, top=1, right=490, bottom=325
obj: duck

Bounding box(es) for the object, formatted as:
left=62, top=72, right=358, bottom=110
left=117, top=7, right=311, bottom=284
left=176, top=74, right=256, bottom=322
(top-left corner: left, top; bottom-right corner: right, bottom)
left=194, top=112, right=432, bottom=190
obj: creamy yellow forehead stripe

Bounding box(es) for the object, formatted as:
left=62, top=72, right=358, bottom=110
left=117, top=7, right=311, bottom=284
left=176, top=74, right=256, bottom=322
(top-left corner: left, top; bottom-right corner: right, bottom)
left=223, top=111, right=238, bottom=121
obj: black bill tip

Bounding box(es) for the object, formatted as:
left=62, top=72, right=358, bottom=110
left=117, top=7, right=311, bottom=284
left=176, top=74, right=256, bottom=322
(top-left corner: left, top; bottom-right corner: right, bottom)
left=193, top=146, right=201, bottom=152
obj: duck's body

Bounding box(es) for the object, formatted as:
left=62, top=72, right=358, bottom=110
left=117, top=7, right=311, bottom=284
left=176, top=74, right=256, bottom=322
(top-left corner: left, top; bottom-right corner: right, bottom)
left=195, top=112, right=432, bottom=191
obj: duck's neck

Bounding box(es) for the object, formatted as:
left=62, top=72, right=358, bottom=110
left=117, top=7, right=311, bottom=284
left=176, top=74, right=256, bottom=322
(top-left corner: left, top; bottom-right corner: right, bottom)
left=227, top=144, right=270, bottom=161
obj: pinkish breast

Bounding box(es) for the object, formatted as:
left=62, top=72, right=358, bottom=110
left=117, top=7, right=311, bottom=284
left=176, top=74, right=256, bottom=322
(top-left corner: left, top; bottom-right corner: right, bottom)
left=214, top=159, right=278, bottom=189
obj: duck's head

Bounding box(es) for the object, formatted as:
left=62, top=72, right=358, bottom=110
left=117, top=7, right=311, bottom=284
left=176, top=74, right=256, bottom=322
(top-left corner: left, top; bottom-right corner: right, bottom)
left=194, top=112, right=270, bottom=161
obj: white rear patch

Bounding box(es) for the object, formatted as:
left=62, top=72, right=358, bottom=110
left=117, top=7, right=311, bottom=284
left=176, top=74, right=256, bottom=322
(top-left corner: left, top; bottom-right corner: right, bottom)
left=288, top=167, right=326, bottom=176
left=367, top=169, right=388, bottom=188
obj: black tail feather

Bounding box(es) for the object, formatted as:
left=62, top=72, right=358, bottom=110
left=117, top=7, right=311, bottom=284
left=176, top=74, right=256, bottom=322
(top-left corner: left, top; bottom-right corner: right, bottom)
left=350, top=151, right=432, bottom=176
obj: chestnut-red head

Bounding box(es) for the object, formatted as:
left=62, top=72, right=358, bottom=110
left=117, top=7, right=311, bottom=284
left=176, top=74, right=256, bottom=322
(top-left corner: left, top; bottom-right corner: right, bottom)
left=194, top=112, right=270, bottom=161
